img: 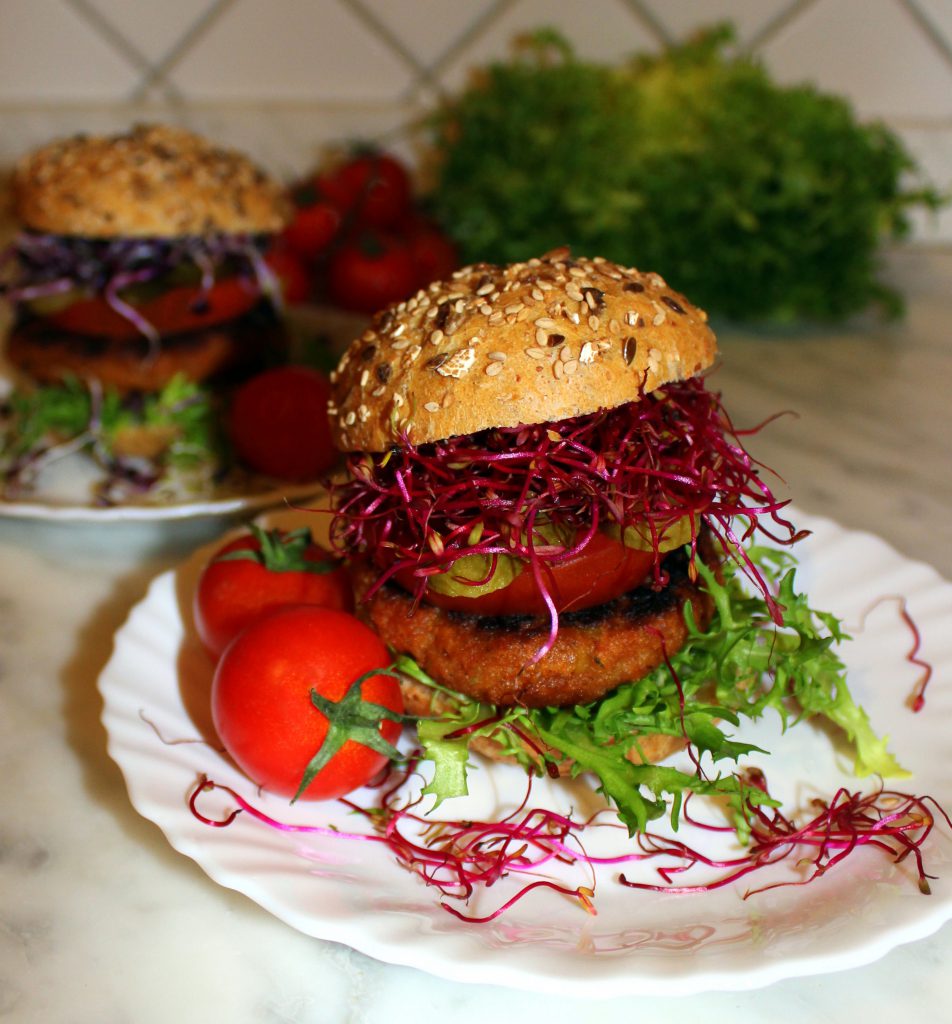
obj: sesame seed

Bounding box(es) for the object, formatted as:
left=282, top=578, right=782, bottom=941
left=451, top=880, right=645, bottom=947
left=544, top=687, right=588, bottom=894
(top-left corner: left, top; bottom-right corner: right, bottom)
left=406, top=344, right=422, bottom=362
left=567, top=311, right=581, bottom=325
left=424, top=401, right=440, bottom=412
left=525, top=347, right=547, bottom=359
left=480, top=303, right=493, bottom=316
left=568, top=266, right=587, bottom=278
left=487, top=351, right=507, bottom=362
left=565, top=283, right=584, bottom=302
left=344, top=410, right=357, bottom=426
left=429, top=329, right=444, bottom=346
left=504, top=302, right=525, bottom=315
left=597, top=340, right=612, bottom=351
left=608, top=318, right=621, bottom=335
left=476, top=282, right=494, bottom=295
left=358, top=404, right=370, bottom=422
left=372, top=385, right=386, bottom=397
left=652, top=312, right=666, bottom=326
left=553, top=360, right=564, bottom=379
left=531, top=288, right=544, bottom=301
left=359, top=369, right=369, bottom=387
left=488, top=312, right=505, bottom=326
left=563, top=360, right=579, bottom=376
left=392, top=338, right=410, bottom=351
left=588, top=314, right=600, bottom=331
left=441, top=392, right=453, bottom=408
left=392, top=323, right=406, bottom=338
left=485, top=361, right=503, bottom=376
left=534, top=317, right=558, bottom=329
left=559, top=346, right=572, bottom=362
left=535, top=327, right=548, bottom=346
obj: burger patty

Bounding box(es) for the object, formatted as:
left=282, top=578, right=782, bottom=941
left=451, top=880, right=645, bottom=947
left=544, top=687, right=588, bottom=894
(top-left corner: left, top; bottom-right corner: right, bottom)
left=352, top=547, right=715, bottom=709
left=7, top=302, right=287, bottom=393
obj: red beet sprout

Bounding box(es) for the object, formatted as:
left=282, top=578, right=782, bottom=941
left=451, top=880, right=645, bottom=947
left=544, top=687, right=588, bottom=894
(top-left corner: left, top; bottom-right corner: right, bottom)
left=851, top=595, right=933, bottom=713
left=189, top=761, right=949, bottom=922
left=332, top=378, right=801, bottom=656
left=619, top=783, right=949, bottom=898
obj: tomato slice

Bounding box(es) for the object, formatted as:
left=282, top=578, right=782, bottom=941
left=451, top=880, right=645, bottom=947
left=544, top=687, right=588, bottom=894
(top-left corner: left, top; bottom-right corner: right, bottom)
left=394, top=532, right=655, bottom=617
left=45, top=277, right=260, bottom=339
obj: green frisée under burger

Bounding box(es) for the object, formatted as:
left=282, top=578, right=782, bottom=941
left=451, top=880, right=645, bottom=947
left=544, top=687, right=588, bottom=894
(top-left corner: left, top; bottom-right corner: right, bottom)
left=326, top=250, right=906, bottom=837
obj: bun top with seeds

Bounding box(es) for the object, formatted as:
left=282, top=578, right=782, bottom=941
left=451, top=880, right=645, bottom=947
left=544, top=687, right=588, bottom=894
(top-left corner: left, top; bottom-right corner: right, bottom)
left=14, top=123, right=290, bottom=238
left=329, top=249, right=717, bottom=452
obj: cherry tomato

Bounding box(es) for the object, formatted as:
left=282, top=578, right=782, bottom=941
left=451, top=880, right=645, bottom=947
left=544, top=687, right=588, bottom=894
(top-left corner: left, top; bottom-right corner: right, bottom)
left=396, top=532, right=654, bottom=617
left=265, top=245, right=311, bottom=305
left=193, top=525, right=353, bottom=659
left=282, top=193, right=341, bottom=263
left=326, top=231, right=417, bottom=314
left=318, top=152, right=412, bottom=229
left=229, top=365, right=337, bottom=481
left=46, top=278, right=258, bottom=339
left=211, top=606, right=403, bottom=801
left=405, top=220, right=459, bottom=288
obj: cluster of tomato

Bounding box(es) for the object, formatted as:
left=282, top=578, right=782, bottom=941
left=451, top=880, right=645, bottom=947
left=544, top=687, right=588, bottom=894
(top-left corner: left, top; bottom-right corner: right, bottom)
left=267, top=150, right=458, bottom=314
left=195, top=524, right=403, bottom=802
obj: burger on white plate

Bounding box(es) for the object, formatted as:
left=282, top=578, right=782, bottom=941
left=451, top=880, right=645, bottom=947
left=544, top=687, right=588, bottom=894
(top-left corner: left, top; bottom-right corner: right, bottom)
left=327, top=249, right=902, bottom=832
left=0, top=123, right=291, bottom=504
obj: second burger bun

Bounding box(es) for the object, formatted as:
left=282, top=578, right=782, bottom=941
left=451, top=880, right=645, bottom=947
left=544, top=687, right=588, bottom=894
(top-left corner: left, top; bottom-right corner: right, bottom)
left=330, top=248, right=717, bottom=452
left=14, top=123, right=290, bottom=238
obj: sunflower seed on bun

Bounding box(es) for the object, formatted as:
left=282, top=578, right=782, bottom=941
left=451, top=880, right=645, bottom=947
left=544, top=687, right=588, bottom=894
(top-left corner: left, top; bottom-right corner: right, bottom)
left=329, top=248, right=716, bottom=452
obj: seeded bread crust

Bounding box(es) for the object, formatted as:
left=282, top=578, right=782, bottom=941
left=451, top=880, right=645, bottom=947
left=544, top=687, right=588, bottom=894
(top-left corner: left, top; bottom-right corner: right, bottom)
left=329, top=249, right=717, bottom=452
left=14, top=124, right=290, bottom=238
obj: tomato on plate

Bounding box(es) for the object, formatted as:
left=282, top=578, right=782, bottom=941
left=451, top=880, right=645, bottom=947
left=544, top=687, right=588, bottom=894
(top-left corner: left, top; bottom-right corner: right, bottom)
left=45, top=277, right=259, bottom=339
left=326, top=231, right=417, bottom=314
left=193, top=525, right=353, bottom=659
left=228, top=365, right=337, bottom=481
left=318, top=152, right=412, bottom=229
left=211, top=606, right=403, bottom=801
left=396, top=532, right=655, bottom=617
left=282, top=194, right=341, bottom=263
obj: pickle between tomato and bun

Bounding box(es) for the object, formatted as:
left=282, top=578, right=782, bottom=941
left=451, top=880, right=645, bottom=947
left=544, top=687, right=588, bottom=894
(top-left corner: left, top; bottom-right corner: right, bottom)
left=328, top=250, right=797, bottom=719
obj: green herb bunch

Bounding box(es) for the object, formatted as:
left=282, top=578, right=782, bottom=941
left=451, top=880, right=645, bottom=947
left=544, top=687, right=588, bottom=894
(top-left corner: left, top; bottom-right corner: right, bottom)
left=424, top=25, right=944, bottom=323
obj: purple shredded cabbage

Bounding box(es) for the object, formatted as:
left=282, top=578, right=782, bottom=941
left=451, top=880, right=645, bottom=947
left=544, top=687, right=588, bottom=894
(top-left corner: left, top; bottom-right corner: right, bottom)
left=0, top=230, right=280, bottom=341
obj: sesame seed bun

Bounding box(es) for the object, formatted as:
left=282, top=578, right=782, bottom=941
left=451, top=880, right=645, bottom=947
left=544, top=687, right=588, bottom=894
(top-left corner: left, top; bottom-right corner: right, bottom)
left=13, top=124, right=290, bottom=238
left=329, top=249, right=717, bottom=453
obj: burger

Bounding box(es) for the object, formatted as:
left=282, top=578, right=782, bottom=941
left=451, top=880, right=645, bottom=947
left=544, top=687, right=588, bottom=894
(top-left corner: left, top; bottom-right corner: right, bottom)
left=0, top=123, right=290, bottom=502
left=327, top=250, right=898, bottom=833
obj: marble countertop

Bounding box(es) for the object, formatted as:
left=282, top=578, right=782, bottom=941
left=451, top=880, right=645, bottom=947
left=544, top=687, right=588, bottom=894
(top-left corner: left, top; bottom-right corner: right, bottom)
left=1, top=247, right=950, bottom=1024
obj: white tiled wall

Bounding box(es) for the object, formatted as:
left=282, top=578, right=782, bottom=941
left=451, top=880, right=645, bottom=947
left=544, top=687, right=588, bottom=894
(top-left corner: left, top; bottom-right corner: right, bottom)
left=2, top=0, right=951, bottom=239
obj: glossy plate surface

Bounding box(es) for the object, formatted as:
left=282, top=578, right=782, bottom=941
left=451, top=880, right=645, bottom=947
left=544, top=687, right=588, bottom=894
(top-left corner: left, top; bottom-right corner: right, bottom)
left=99, top=511, right=952, bottom=996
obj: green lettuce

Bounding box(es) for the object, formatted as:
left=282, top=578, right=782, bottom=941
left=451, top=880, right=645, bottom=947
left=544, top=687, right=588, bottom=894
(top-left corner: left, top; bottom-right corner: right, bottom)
left=404, top=545, right=906, bottom=835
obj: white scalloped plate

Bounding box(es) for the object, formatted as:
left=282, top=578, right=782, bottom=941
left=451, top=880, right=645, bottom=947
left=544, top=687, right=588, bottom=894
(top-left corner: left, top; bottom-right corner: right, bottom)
left=99, top=511, right=952, bottom=996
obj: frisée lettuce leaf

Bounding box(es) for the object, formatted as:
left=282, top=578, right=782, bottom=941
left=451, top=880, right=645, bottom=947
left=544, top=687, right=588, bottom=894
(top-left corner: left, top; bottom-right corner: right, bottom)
left=402, top=544, right=906, bottom=836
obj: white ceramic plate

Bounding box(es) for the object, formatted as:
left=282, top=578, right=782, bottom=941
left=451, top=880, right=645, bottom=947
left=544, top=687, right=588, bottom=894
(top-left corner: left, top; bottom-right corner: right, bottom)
left=0, top=477, right=324, bottom=523
left=99, top=511, right=952, bottom=996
